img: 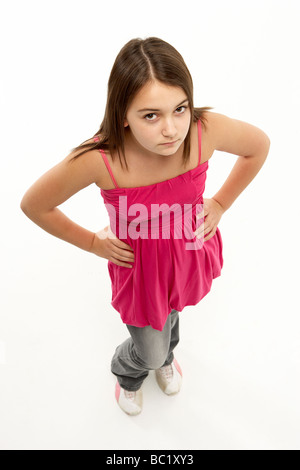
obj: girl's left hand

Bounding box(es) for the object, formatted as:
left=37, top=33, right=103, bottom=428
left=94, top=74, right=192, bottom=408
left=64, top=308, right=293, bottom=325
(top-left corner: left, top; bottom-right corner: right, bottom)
left=194, top=198, right=225, bottom=242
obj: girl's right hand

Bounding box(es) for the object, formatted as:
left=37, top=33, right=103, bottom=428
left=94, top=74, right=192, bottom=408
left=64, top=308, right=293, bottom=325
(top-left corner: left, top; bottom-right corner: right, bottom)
left=90, top=225, right=135, bottom=268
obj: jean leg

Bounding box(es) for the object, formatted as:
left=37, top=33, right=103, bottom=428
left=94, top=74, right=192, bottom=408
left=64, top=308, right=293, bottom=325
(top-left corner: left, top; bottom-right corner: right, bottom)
left=162, top=309, right=180, bottom=366
left=111, top=310, right=179, bottom=391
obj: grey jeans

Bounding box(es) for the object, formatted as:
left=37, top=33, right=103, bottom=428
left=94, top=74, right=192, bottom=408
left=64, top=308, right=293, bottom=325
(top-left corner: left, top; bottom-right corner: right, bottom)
left=111, top=309, right=180, bottom=391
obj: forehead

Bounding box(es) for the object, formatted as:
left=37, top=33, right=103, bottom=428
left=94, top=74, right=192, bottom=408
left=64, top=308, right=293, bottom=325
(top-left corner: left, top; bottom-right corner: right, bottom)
left=130, top=81, right=187, bottom=109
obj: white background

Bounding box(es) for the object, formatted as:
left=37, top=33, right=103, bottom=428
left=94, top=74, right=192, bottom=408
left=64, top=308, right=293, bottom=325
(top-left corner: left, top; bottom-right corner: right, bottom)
left=1, top=0, right=300, bottom=450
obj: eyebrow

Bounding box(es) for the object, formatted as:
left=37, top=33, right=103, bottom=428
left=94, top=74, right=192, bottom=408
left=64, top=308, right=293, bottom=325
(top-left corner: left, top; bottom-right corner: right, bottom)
left=137, top=98, right=189, bottom=113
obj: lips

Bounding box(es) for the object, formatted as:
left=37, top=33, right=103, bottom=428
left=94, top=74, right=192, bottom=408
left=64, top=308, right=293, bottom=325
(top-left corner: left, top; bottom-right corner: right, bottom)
left=161, top=140, right=178, bottom=145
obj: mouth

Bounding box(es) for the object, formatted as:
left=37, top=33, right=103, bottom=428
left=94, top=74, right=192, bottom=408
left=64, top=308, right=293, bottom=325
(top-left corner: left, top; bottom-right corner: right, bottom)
left=160, top=140, right=178, bottom=146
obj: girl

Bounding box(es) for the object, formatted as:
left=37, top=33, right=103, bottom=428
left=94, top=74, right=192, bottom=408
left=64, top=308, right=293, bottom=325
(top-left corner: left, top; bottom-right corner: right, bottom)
left=20, top=37, right=270, bottom=416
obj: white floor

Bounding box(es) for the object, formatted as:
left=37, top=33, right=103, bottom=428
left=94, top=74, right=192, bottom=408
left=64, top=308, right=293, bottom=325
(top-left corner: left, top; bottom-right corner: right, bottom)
left=1, top=243, right=300, bottom=450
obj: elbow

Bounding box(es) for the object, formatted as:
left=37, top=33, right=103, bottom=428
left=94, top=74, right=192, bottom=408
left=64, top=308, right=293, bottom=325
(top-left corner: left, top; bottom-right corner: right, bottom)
left=20, top=204, right=32, bottom=220
left=20, top=198, right=28, bottom=214
left=265, top=134, right=271, bottom=150
left=20, top=196, right=34, bottom=217
left=264, top=136, right=271, bottom=159
left=259, top=133, right=271, bottom=159
left=20, top=201, right=40, bottom=223
left=263, top=130, right=271, bottom=152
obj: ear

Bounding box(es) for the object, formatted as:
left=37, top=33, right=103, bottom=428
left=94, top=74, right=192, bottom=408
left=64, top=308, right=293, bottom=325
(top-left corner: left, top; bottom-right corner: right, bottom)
left=124, top=118, right=129, bottom=127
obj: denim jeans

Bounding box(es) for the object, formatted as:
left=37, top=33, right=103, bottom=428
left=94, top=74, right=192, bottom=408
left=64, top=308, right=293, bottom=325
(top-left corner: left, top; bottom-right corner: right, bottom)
left=111, top=309, right=180, bottom=391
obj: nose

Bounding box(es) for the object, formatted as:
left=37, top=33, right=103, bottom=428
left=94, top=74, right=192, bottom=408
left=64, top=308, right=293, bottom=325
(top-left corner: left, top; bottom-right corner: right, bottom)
left=161, top=118, right=177, bottom=139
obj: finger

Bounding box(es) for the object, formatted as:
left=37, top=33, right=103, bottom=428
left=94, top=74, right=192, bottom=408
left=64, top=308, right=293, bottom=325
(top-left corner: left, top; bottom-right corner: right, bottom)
left=196, top=209, right=205, bottom=220
left=204, top=228, right=216, bottom=241
left=112, top=247, right=135, bottom=261
left=112, top=239, right=134, bottom=252
left=203, top=223, right=212, bottom=236
left=198, top=223, right=214, bottom=239
left=194, top=223, right=205, bottom=237
left=195, top=220, right=213, bottom=238
left=110, top=255, right=133, bottom=268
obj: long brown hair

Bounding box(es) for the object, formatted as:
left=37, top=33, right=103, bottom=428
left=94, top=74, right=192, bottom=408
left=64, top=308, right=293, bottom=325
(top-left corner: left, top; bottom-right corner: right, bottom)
left=69, top=37, right=213, bottom=169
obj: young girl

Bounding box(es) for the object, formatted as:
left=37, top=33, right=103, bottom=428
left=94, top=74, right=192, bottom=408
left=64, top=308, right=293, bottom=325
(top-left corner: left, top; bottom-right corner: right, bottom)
left=20, top=37, right=270, bottom=416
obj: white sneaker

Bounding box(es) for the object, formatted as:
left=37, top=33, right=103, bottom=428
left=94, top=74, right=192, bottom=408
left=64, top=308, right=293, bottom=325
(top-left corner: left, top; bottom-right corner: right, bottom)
left=155, top=358, right=183, bottom=395
left=115, top=381, right=143, bottom=416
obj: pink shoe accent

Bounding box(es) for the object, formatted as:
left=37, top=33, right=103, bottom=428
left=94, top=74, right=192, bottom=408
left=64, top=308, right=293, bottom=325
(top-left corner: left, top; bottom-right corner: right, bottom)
left=173, top=358, right=183, bottom=376
left=115, top=381, right=121, bottom=401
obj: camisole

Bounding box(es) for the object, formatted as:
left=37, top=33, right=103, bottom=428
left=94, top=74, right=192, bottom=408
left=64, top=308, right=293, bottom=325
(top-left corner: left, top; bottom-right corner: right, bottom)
left=94, top=119, right=224, bottom=331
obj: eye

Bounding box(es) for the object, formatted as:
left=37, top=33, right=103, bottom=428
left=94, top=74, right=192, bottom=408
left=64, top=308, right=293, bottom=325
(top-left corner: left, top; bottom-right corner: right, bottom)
left=143, top=105, right=188, bottom=121
left=144, top=113, right=157, bottom=121
left=175, top=106, right=187, bottom=114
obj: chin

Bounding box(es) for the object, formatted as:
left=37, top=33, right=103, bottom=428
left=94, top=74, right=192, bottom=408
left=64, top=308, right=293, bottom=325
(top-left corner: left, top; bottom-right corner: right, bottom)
left=158, top=148, right=178, bottom=157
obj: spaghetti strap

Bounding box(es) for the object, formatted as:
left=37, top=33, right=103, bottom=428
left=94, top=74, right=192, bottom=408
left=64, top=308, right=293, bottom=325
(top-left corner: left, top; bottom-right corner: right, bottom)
left=97, top=124, right=223, bottom=331
left=93, top=136, right=120, bottom=189
left=99, top=149, right=120, bottom=189
left=197, top=119, right=202, bottom=166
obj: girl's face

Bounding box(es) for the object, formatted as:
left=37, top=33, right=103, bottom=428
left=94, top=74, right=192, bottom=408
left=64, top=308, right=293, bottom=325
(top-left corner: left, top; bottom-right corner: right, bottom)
left=124, top=80, right=191, bottom=158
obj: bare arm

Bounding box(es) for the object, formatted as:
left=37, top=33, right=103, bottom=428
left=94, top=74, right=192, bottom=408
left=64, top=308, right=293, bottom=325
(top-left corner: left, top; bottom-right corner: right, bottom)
left=20, top=147, right=104, bottom=252
left=206, top=112, right=271, bottom=212
left=20, top=145, right=135, bottom=267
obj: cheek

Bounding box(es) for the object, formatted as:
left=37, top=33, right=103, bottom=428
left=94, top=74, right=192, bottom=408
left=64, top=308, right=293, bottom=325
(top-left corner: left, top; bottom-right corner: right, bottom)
left=184, top=111, right=192, bottom=126
left=131, top=124, right=147, bottom=140
left=182, top=117, right=191, bottom=135
left=138, top=125, right=156, bottom=142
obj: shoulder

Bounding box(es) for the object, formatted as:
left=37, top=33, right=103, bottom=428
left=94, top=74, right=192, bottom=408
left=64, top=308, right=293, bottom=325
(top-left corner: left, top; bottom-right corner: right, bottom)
left=65, top=137, right=110, bottom=188
left=193, top=111, right=215, bottom=159
left=199, top=111, right=270, bottom=155
left=197, top=110, right=220, bottom=140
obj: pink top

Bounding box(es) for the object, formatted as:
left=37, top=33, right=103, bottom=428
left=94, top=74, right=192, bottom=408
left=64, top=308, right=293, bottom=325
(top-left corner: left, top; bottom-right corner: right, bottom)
left=94, top=119, right=224, bottom=331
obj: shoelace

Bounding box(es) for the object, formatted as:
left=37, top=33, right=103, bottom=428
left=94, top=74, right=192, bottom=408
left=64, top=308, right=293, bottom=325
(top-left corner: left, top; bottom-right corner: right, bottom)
left=159, top=364, right=173, bottom=381
left=124, top=390, right=136, bottom=401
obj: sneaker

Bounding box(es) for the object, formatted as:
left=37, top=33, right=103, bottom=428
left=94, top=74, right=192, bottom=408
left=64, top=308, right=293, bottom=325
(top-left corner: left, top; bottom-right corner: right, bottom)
left=115, top=381, right=143, bottom=416
left=155, top=358, right=183, bottom=395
